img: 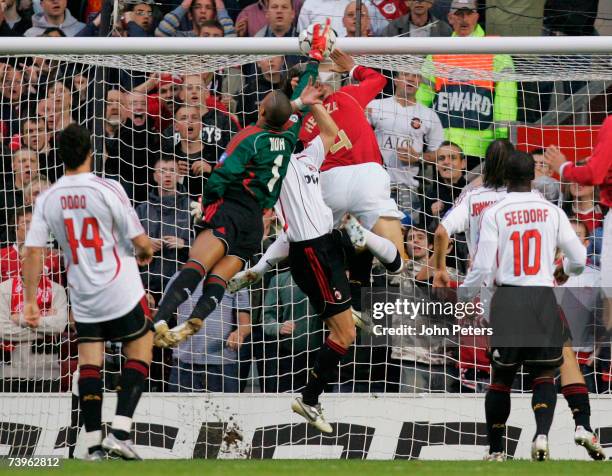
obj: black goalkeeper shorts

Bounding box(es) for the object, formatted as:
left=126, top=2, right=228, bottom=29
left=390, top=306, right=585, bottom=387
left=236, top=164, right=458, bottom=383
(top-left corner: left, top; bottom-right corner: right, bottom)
left=76, top=296, right=153, bottom=343
left=197, top=195, right=263, bottom=263
left=289, top=231, right=351, bottom=319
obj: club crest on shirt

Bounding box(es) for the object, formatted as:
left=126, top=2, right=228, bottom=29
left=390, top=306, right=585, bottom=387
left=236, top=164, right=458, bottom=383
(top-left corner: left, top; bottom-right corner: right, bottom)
left=334, top=289, right=342, bottom=300
left=411, top=117, right=422, bottom=130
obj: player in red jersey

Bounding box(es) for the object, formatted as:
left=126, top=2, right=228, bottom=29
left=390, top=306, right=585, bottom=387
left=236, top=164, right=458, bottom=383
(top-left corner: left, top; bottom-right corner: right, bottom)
left=545, top=115, right=612, bottom=338
left=296, top=49, right=405, bottom=309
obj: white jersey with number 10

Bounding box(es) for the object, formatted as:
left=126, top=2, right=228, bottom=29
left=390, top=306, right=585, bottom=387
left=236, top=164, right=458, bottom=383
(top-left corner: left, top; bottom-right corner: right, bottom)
left=463, top=191, right=586, bottom=288
left=25, top=173, right=146, bottom=323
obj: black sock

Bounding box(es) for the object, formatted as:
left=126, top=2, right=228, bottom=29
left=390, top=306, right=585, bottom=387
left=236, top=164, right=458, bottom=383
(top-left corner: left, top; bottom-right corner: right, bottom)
left=562, top=383, right=592, bottom=431
left=191, top=274, right=227, bottom=320
left=78, top=365, right=103, bottom=452
left=155, top=260, right=206, bottom=322
left=302, top=338, right=347, bottom=406
left=485, top=384, right=511, bottom=453
left=383, top=251, right=402, bottom=274
left=113, top=359, right=149, bottom=440
left=532, top=377, right=557, bottom=438
left=347, top=250, right=373, bottom=311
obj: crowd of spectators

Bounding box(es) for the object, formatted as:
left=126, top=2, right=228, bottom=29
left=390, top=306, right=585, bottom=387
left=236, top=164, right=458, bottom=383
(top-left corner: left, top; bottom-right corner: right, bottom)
left=0, top=0, right=609, bottom=394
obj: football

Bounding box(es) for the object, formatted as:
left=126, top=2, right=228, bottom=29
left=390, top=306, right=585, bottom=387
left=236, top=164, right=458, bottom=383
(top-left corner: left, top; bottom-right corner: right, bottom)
left=298, top=23, right=337, bottom=59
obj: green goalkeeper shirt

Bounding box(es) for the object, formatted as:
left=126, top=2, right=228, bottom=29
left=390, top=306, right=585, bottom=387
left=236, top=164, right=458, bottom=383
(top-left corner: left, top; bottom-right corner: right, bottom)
left=203, top=62, right=319, bottom=209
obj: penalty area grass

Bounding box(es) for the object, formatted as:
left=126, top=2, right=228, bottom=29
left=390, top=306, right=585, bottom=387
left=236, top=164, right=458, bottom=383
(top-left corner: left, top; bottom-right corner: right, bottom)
left=2, top=459, right=611, bottom=476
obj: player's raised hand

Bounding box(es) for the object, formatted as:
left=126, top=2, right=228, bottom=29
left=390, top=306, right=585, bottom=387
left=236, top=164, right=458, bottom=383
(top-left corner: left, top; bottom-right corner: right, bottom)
left=300, top=79, right=323, bottom=107
left=309, top=18, right=332, bottom=62
left=23, top=301, right=41, bottom=328
left=543, top=145, right=568, bottom=174
left=330, top=48, right=356, bottom=74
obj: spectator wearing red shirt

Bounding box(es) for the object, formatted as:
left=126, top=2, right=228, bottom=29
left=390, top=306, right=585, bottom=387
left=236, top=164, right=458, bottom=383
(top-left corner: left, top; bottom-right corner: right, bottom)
left=134, top=73, right=183, bottom=133
left=0, top=207, right=63, bottom=284
left=565, top=182, right=604, bottom=234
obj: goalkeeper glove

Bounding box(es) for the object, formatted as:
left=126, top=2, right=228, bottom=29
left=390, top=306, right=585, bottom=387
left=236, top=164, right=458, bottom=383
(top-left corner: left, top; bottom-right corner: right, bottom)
left=309, top=18, right=332, bottom=62
left=167, top=318, right=204, bottom=346
left=190, top=196, right=204, bottom=225
left=153, top=320, right=178, bottom=348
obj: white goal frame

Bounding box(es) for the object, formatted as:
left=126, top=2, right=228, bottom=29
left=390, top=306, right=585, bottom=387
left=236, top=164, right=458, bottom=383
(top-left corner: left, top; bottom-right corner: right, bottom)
left=1, top=35, right=612, bottom=55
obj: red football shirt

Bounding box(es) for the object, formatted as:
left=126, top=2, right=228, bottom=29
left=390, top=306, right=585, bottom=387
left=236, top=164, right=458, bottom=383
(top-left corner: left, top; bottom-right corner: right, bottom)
left=561, top=115, right=612, bottom=207
left=299, top=66, right=387, bottom=172
left=0, top=245, right=63, bottom=284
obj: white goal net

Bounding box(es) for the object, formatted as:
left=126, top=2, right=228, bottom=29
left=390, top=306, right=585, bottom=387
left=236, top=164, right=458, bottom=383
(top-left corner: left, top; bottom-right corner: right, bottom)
left=0, top=37, right=610, bottom=460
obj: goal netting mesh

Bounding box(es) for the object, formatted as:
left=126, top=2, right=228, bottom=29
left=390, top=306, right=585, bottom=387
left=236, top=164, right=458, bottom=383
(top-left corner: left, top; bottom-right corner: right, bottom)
left=0, top=43, right=610, bottom=460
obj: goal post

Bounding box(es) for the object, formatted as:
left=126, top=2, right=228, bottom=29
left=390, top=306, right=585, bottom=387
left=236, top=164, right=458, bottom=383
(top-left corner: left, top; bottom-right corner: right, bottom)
left=0, top=35, right=611, bottom=460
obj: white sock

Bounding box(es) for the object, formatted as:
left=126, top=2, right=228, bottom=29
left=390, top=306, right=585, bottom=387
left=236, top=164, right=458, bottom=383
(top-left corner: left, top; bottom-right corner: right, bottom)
left=362, top=228, right=398, bottom=264
left=112, top=415, right=132, bottom=434
left=251, top=233, right=290, bottom=274
left=83, top=430, right=102, bottom=449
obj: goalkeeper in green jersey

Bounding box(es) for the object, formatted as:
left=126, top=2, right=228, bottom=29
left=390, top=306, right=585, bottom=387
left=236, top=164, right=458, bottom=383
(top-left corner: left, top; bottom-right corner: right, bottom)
left=153, top=22, right=333, bottom=347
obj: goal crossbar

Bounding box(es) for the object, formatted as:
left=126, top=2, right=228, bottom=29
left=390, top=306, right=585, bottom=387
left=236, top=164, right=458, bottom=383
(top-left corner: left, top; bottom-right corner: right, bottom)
left=2, top=36, right=612, bottom=55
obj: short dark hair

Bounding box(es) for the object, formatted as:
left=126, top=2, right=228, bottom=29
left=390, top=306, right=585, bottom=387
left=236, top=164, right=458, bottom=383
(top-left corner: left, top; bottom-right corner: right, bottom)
left=483, top=139, right=514, bottom=189
left=569, top=218, right=589, bottom=239
left=12, top=206, right=33, bottom=226
left=58, top=124, right=92, bottom=170
left=199, top=19, right=224, bottom=33
left=263, top=90, right=292, bottom=129
left=438, top=141, right=464, bottom=158
left=504, top=150, right=534, bottom=185
left=41, top=27, right=66, bottom=37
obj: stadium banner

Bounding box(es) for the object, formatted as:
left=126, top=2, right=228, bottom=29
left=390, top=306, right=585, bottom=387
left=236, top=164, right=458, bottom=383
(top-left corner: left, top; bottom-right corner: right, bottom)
left=1, top=394, right=612, bottom=460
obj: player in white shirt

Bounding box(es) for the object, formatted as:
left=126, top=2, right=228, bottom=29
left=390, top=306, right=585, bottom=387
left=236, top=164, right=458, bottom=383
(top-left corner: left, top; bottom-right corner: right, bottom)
left=228, top=99, right=400, bottom=433
left=22, top=125, right=154, bottom=461
left=460, top=151, right=588, bottom=462
left=436, top=141, right=605, bottom=460
left=433, top=140, right=512, bottom=283
left=368, top=71, right=444, bottom=213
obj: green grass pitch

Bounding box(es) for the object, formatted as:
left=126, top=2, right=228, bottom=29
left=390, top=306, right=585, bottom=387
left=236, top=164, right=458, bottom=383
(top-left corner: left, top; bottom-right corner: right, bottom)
left=1, top=460, right=610, bottom=476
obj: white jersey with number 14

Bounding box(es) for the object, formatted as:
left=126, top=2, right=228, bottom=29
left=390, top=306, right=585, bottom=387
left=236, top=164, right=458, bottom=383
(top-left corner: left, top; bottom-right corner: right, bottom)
left=25, top=173, right=146, bottom=323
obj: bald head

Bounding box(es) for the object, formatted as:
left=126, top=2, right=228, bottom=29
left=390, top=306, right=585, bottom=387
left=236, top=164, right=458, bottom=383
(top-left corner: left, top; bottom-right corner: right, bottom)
left=260, top=90, right=292, bottom=129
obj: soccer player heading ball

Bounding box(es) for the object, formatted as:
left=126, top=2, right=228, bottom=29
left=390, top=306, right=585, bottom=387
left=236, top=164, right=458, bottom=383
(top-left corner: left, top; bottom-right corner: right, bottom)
left=153, top=20, right=335, bottom=348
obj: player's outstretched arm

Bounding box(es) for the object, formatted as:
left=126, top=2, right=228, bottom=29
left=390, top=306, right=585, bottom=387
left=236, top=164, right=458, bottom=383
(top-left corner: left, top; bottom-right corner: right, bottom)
left=458, top=211, right=498, bottom=301
left=290, top=19, right=330, bottom=101
left=557, top=212, right=587, bottom=277
left=310, top=102, right=339, bottom=155
left=22, top=246, right=44, bottom=328
left=132, top=233, right=154, bottom=266
left=228, top=233, right=290, bottom=292
left=432, top=224, right=451, bottom=288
